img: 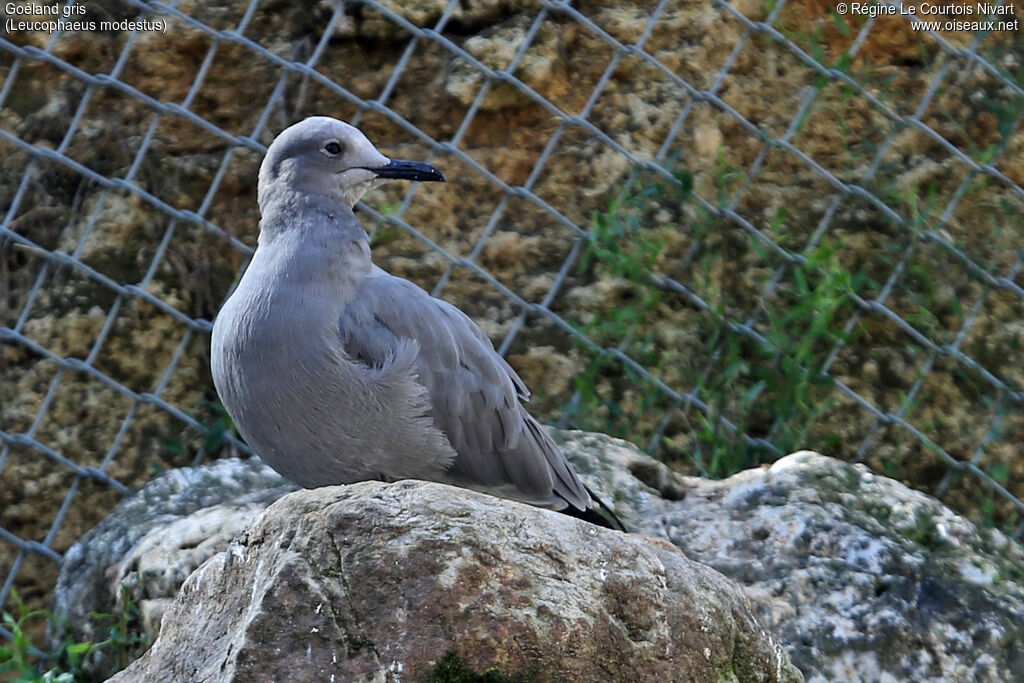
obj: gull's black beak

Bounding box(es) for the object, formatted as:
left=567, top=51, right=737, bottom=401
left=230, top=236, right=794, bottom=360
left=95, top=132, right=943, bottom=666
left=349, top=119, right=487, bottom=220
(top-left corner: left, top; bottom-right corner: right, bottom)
left=369, top=160, right=445, bottom=182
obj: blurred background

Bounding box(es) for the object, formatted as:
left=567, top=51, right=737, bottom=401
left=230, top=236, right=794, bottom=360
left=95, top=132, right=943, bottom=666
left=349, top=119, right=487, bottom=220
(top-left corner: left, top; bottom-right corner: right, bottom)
left=1, top=0, right=1022, bottom=665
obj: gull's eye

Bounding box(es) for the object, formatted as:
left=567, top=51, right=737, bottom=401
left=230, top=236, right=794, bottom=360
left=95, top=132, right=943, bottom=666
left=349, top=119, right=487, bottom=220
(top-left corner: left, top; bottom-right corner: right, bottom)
left=323, top=141, right=343, bottom=155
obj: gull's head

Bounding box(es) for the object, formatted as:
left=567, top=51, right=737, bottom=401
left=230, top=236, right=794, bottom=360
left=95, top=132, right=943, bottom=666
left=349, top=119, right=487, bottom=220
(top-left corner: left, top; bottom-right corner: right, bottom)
left=257, top=116, right=445, bottom=210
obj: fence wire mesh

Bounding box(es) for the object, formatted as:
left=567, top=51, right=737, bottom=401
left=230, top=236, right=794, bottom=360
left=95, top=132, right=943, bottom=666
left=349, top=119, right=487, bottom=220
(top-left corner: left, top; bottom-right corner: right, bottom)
left=1, top=0, right=1022, bottom=651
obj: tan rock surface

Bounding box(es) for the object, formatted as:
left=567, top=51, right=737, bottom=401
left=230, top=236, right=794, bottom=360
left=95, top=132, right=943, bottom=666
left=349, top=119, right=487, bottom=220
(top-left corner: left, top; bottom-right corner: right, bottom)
left=108, top=480, right=801, bottom=683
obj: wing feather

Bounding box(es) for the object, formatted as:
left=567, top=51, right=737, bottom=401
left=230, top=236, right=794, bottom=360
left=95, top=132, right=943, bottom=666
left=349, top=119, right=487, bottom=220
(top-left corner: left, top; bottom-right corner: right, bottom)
left=338, top=273, right=588, bottom=510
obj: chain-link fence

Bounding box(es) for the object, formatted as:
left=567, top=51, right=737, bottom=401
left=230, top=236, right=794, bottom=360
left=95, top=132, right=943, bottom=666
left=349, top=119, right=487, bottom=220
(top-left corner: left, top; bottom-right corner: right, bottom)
left=2, top=0, right=1022, bottom=653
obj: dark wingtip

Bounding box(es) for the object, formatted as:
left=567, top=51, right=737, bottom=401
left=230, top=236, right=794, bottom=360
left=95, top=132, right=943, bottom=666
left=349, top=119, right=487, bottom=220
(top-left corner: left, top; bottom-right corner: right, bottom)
left=560, top=486, right=628, bottom=532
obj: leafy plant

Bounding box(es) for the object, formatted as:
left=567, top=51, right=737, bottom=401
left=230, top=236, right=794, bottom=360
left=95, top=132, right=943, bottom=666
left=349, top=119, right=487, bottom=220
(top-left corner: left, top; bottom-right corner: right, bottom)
left=161, top=398, right=240, bottom=467
left=565, top=158, right=866, bottom=480
left=565, top=163, right=692, bottom=443
left=1, top=588, right=148, bottom=683
left=694, top=240, right=862, bottom=476
left=1, top=590, right=81, bottom=683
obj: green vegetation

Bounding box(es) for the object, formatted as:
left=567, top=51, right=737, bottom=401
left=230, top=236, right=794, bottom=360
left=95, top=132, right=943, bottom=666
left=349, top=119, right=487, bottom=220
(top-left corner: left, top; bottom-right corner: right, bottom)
left=566, top=160, right=865, bottom=479
left=429, top=651, right=529, bottom=682
left=161, top=398, right=240, bottom=467
left=563, top=163, right=691, bottom=446
left=0, top=588, right=147, bottom=683
left=696, top=239, right=861, bottom=477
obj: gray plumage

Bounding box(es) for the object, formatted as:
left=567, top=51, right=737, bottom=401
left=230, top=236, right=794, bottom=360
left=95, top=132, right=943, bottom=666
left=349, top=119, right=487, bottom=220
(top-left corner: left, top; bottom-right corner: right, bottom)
left=211, top=116, right=612, bottom=522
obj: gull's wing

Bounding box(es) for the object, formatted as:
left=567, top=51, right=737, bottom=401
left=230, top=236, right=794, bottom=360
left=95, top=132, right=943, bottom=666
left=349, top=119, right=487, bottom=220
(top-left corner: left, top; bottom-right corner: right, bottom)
left=337, top=271, right=590, bottom=511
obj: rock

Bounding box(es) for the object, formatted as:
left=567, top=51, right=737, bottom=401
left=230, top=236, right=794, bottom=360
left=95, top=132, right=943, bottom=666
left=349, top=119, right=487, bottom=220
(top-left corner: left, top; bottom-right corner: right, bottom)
left=354, top=0, right=537, bottom=38
left=445, top=16, right=569, bottom=111
left=107, top=480, right=801, bottom=683
left=48, top=458, right=296, bottom=677
left=53, top=432, right=1024, bottom=681
left=651, top=451, right=1024, bottom=683
left=49, top=427, right=683, bottom=679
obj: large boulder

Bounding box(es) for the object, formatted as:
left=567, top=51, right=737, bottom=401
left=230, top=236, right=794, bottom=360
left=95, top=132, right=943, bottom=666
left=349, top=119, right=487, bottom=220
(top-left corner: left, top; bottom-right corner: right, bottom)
left=644, top=450, right=1024, bottom=682
left=107, top=480, right=801, bottom=682
left=561, top=433, right=1024, bottom=681
left=48, top=458, right=296, bottom=675
left=52, top=430, right=1024, bottom=681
